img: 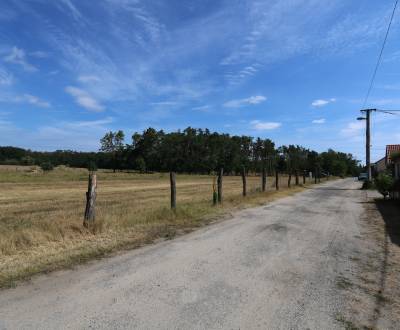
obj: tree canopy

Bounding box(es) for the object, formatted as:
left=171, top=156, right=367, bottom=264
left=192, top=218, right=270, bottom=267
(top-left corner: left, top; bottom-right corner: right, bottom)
left=0, top=127, right=361, bottom=176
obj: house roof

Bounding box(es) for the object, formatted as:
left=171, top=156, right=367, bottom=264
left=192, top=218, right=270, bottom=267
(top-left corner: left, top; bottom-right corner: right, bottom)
left=386, top=145, right=400, bottom=162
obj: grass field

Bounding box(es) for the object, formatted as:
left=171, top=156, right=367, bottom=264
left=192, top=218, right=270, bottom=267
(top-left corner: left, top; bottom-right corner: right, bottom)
left=0, top=165, right=312, bottom=288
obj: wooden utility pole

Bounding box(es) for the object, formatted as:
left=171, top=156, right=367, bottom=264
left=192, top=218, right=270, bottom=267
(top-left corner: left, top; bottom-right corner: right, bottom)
left=84, top=173, right=97, bottom=228
left=217, top=168, right=223, bottom=203
left=262, top=167, right=267, bottom=192
left=170, top=172, right=176, bottom=210
left=275, top=171, right=279, bottom=190
left=359, top=109, right=376, bottom=182
left=241, top=166, right=247, bottom=197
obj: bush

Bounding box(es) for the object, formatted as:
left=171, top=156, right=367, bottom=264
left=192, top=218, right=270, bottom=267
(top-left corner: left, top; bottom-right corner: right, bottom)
left=374, top=172, right=394, bottom=199
left=134, top=156, right=146, bottom=173
left=40, top=162, right=54, bottom=172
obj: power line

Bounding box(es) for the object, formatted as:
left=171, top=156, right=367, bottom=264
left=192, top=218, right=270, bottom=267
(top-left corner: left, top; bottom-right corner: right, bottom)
left=362, top=0, right=398, bottom=108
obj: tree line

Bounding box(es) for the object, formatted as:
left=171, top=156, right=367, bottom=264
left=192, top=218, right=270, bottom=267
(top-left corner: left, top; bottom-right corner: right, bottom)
left=0, top=127, right=361, bottom=177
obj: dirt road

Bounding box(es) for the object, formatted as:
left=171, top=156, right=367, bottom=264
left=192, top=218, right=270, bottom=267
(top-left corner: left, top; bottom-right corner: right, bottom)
left=0, top=179, right=394, bottom=329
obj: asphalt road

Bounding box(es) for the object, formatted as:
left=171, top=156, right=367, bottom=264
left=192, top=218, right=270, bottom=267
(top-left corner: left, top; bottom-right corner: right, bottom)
left=0, top=178, right=366, bottom=329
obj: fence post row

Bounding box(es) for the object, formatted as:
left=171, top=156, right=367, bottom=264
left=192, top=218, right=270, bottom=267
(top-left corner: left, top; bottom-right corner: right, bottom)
left=170, top=172, right=176, bottom=210
left=84, top=173, right=97, bottom=228
left=217, top=168, right=223, bottom=203
left=262, top=167, right=267, bottom=192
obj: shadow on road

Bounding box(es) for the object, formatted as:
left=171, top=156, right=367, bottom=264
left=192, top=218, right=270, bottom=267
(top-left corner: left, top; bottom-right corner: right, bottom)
left=369, top=198, right=400, bottom=328
left=305, top=187, right=360, bottom=191
left=375, top=199, right=400, bottom=247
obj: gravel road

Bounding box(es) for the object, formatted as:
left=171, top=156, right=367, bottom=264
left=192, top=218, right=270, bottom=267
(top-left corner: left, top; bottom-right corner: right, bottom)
left=0, top=178, right=367, bottom=329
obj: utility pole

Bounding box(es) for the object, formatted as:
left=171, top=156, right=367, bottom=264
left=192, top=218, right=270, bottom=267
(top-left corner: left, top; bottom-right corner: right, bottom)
left=358, top=109, right=376, bottom=182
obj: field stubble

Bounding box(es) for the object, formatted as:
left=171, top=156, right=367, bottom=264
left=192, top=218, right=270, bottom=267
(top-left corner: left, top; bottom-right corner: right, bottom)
left=0, top=166, right=309, bottom=288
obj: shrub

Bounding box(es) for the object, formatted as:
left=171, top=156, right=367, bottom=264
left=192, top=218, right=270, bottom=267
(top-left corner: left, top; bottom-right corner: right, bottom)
left=374, top=172, right=394, bottom=199
left=40, top=162, right=54, bottom=172
left=134, top=156, right=146, bottom=173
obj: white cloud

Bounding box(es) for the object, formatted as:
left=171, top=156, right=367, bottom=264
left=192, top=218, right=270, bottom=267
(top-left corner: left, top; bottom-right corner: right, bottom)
left=251, top=120, right=281, bottom=130
left=224, top=95, right=267, bottom=108
left=312, top=118, right=326, bottom=124
left=341, top=121, right=364, bottom=137
left=371, top=98, right=400, bottom=106
left=29, top=51, right=48, bottom=58
left=3, top=46, right=37, bottom=72
left=311, top=98, right=336, bottom=107
left=150, top=101, right=179, bottom=106
left=0, top=67, right=14, bottom=85
left=78, top=75, right=101, bottom=83
left=0, top=93, right=50, bottom=108
left=63, top=117, right=114, bottom=129
left=19, top=94, right=50, bottom=108
left=192, top=105, right=211, bottom=112
left=65, top=86, right=105, bottom=112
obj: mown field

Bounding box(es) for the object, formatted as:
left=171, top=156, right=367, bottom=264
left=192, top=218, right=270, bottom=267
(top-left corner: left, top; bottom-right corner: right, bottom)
left=0, top=165, right=311, bottom=288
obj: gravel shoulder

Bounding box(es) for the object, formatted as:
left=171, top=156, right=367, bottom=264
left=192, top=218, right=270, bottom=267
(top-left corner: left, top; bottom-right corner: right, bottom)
left=0, top=178, right=399, bottom=329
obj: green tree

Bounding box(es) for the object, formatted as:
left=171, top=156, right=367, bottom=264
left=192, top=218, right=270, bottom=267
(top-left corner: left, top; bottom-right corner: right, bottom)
left=100, top=130, right=125, bottom=172
left=134, top=156, right=146, bottom=173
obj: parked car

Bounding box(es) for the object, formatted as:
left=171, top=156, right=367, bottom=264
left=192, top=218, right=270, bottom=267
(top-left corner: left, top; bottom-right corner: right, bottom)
left=358, top=173, right=368, bottom=181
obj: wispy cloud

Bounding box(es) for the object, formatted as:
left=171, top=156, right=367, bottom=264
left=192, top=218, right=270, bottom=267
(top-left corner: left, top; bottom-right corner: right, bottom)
left=312, top=98, right=336, bottom=107
left=29, top=51, right=49, bottom=58
left=150, top=101, right=179, bottom=107
left=224, top=95, right=267, bottom=108
left=78, top=75, right=101, bottom=83
left=0, top=67, right=14, bottom=85
left=192, top=105, right=211, bottom=112
left=370, top=98, right=400, bottom=106
left=65, top=86, right=104, bottom=112
left=17, top=94, right=50, bottom=108
left=0, top=92, right=50, bottom=108
left=312, top=118, right=326, bottom=124
left=3, top=46, right=37, bottom=72
left=341, top=121, right=364, bottom=137
left=251, top=120, right=281, bottom=130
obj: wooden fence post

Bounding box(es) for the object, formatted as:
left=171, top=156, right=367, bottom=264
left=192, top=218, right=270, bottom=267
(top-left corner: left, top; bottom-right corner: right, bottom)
left=275, top=171, right=279, bottom=190
left=84, top=173, right=97, bottom=228
left=288, top=172, right=292, bottom=188
left=217, top=168, right=223, bottom=203
left=262, top=167, right=267, bottom=192
left=242, top=166, right=247, bottom=197
left=303, top=172, right=306, bottom=185
left=314, top=168, right=317, bottom=184
left=295, top=170, right=299, bottom=186
left=212, top=176, right=217, bottom=205
left=170, top=172, right=176, bottom=210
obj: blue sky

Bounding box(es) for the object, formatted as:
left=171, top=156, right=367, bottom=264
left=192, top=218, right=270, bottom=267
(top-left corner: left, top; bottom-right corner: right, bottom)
left=0, top=0, right=400, bottom=162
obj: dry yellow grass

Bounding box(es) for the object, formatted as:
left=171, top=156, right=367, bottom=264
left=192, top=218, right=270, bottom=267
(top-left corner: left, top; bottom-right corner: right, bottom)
left=0, top=166, right=312, bottom=288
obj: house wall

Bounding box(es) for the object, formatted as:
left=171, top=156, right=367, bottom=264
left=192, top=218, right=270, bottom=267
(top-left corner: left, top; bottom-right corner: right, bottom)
left=375, top=157, right=387, bottom=173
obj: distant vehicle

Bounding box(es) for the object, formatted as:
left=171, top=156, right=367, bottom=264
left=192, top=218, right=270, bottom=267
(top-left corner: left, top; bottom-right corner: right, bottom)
left=358, top=173, right=368, bottom=181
